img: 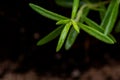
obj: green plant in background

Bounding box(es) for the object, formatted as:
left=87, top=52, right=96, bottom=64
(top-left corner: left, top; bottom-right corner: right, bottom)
left=29, top=0, right=120, bottom=52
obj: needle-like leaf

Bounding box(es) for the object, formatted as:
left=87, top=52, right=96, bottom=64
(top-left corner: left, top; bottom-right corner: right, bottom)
left=56, top=22, right=72, bottom=52
left=100, top=0, right=119, bottom=35
left=104, top=1, right=119, bottom=35
left=37, top=25, right=64, bottom=46
left=71, top=0, right=80, bottom=19
left=29, top=3, right=68, bottom=21
left=78, top=22, right=115, bottom=44
left=65, top=27, right=78, bottom=50
left=82, top=16, right=116, bottom=43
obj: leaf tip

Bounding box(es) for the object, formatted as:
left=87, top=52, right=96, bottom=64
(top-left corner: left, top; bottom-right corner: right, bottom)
left=65, top=45, right=70, bottom=51
left=36, top=42, right=41, bottom=46
left=36, top=40, right=44, bottom=46
left=29, top=3, right=33, bottom=7
left=56, top=47, right=60, bottom=52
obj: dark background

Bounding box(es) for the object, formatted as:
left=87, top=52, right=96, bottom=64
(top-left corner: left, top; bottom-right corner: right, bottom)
left=0, top=0, right=120, bottom=76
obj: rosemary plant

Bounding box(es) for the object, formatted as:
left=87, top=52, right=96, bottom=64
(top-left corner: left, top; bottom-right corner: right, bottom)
left=29, top=0, right=120, bottom=52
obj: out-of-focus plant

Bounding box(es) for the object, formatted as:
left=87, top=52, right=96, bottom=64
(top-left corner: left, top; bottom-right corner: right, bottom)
left=29, top=0, right=120, bottom=52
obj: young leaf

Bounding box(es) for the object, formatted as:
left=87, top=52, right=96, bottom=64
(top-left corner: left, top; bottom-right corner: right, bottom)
left=71, top=19, right=80, bottom=33
left=71, top=0, right=80, bottom=19
left=82, top=16, right=116, bottom=43
left=119, top=0, right=120, bottom=3
left=37, top=25, right=64, bottom=46
left=56, top=19, right=70, bottom=25
left=65, top=27, right=79, bottom=50
left=56, top=22, right=72, bottom=52
left=29, top=3, right=68, bottom=21
left=78, top=22, right=115, bottom=44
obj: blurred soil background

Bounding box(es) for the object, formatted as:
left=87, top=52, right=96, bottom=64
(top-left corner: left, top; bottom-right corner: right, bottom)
left=0, top=0, right=120, bottom=80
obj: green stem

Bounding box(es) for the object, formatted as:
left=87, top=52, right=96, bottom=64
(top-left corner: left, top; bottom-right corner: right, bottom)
left=74, top=1, right=110, bottom=22
left=75, top=4, right=87, bottom=22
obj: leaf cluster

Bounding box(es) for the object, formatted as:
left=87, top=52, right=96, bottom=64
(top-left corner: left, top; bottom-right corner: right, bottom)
left=29, top=0, right=120, bottom=52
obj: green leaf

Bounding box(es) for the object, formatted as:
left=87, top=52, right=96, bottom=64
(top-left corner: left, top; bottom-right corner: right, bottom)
left=100, top=0, right=119, bottom=35
left=100, top=0, right=116, bottom=28
left=71, top=0, right=80, bottom=19
left=37, top=25, right=64, bottom=46
left=78, top=22, right=115, bottom=44
left=104, top=0, right=119, bottom=35
left=55, top=0, right=73, bottom=8
left=109, top=34, right=116, bottom=43
left=56, top=19, right=70, bottom=25
left=71, top=19, right=80, bottom=33
left=65, top=27, right=79, bottom=50
left=65, top=6, right=89, bottom=50
left=82, top=16, right=116, bottom=43
left=56, top=22, right=72, bottom=52
left=29, top=3, right=68, bottom=21
left=82, top=16, right=104, bottom=32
